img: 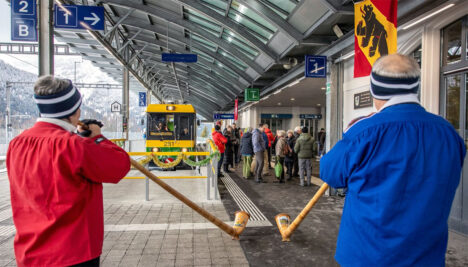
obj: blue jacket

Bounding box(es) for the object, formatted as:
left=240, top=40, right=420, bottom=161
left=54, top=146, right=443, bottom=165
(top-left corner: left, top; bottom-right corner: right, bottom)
left=320, top=103, right=465, bottom=267
left=262, top=132, right=268, bottom=149
left=240, top=132, right=254, bottom=156
left=252, top=129, right=265, bottom=153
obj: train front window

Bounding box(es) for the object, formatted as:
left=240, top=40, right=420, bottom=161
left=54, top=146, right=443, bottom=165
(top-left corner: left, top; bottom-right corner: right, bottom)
left=178, top=115, right=191, bottom=140
left=147, top=113, right=175, bottom=140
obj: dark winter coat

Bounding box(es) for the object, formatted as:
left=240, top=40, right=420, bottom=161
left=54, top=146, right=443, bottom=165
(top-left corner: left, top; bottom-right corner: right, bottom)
left=223, top=133, right=234, bottom=164
left=294, top=133, right=315, bottom=159
left=285, top=136, right=296, bottom=162
left=240, top=132, right=254, bottom=156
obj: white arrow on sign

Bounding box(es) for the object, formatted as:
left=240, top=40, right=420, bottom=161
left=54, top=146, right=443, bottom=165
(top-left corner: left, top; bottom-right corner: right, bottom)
left=84, top=12, right=100, bottom=26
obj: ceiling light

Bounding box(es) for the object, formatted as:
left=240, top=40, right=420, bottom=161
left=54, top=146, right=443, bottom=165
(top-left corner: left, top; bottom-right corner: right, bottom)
left=317, top=104, right=321, bottom=106
left=238, top=4, right=247, bottom=14
left=402, top=4, right=455, bottom=30
left=290, top=98, right=295, bottom=101
left=277, top=102, right=282, bottom=106
left=321, top=87, right=326, bottom=90
left=332, top=24, right=344, bottom=38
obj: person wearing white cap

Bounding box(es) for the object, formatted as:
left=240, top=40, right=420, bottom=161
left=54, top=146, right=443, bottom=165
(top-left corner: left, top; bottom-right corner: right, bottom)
left=7, top=76, right=130, bottom=267
left=320, top=54, right=465, bottom=266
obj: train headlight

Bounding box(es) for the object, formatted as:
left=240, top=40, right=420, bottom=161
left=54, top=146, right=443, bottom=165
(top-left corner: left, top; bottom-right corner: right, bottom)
left=166, top=105, right=175, bottom=111
left=181, top=148, right=188, bottom=153
left=152, top=147, right=160, bottom=152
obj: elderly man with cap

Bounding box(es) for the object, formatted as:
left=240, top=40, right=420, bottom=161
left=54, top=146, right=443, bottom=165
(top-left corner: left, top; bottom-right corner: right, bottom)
left=320, top=54, right=465, bottom=266
left=7, top=76, right=131, bottom=267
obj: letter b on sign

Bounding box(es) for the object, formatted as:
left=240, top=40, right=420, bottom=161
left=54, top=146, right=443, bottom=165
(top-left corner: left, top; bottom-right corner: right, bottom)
left=18, top=24, right=29, bottom=36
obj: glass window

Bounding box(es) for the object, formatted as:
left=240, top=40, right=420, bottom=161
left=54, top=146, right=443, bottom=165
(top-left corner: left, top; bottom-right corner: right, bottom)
left=147, top=113, right=175, bottom=140
left=177, top=114, right=193, bottom=140
left=446, top=75, right=461, bottom=131
left=442, top=20, right=462, bottom=66
left=410, top=45, right=422, bottom=67
left=265, top=0, right=297, bottom=14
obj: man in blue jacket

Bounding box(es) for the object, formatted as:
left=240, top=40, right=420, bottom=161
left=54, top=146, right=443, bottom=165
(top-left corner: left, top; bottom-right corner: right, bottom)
left=252, top=124, right=266, bottom=183
left=320, top=54, right=465, bottom=267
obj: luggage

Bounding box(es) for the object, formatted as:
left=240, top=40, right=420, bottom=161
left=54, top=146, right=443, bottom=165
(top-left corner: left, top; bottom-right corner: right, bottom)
left=274, top=156, right=283, bottom=179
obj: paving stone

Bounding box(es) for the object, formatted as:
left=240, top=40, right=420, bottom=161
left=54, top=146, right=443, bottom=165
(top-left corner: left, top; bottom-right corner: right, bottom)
left=193, top=258, right=211, bottom=266
left=174, top=259, right=193, bottom=266
left=158, top=253, right=176, bottom=260
left=155, top=260, right=175, bottom=267
left=211, top=257, right=229, bottom=265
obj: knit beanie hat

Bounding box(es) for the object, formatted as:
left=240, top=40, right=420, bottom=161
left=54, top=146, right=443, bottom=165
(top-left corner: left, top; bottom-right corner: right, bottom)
left=34, top=80, right=82, bottom=118
left=370, top=72, right=419, bottom=100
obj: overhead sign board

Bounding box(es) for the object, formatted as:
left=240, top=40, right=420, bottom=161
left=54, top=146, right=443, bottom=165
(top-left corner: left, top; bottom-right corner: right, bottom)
left=54, top=5, right=105, bottom=31
left=162, top=53, right=198, bottom=63
left=111, top=101, right=121, bottom=113
left=261, top=114, right=293, bottom=119
left=299, top=114, right=322, bottom=119
left=139, top=92, right=146, bottom=107
left=305, top=55, right=327, bottom=78
left=354, top=91, right=372, bottom=109
left=11, top=0, right=37, bottom=42
left=245, top=88, right=259, bottom=102
left=213, top=113, right=235, bottom=120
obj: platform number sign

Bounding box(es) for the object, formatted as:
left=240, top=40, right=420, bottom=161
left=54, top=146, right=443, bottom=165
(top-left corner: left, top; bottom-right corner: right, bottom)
left=139, top=92, right=147, bottom=107
left=54, top=5, right=105, bottom=31
left=11, top=0, right=37, bottom=42
left=305, top=55, right=327, bottom=78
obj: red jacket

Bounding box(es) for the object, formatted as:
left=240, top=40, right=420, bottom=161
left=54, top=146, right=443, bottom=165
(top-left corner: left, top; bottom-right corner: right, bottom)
left=212, top=130, right=227, bottom=153
left=264, top=128, right=275, bottom=147
left=7, top=122, right=130, bottom=267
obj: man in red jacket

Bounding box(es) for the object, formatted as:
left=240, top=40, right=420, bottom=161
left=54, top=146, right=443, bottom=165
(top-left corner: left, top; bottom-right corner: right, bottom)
left=7, top=76, right=130, bottom=267
left=212, top=124, right=227, bottom=178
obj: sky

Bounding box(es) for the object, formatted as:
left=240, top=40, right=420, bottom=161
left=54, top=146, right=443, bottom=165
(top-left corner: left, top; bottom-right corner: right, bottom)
left=0, top=0, right=118, bottom=84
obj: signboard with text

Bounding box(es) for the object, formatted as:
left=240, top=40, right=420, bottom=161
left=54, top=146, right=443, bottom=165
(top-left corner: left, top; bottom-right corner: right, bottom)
left=305, top=55, right=327, bottom=78
left=11, top=0, right=37, bottom=41
left=354, top=91, right=372, bottom=109
left=261, top=114, right=293, bottom=119
left=54, top=5, right=105, bottom=31
left=162, top=53, right=198, bottom=63
left=299, top=114, right=322, bottom=119
left=213, top=113, right=235, bottom=120
left=245, top=88, right=259, bottom=101
left=138, top=92, right=146, bottom=107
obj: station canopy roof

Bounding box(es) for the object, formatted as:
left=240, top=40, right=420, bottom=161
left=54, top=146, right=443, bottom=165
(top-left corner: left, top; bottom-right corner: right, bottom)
left=54, top=0, right=441, bottom=119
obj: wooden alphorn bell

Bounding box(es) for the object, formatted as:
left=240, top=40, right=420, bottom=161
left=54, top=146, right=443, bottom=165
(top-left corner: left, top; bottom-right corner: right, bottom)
left=275, top=183, right=329, bottom=241
left=130, top=159, right=250, bottom=240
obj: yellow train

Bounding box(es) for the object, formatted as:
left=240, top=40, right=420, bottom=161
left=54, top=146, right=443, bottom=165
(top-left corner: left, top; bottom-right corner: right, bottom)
left=145, top=104, right=197, bottom=163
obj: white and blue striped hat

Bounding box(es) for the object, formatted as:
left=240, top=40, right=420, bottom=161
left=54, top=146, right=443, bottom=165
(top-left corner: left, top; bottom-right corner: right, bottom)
left=34, top=80, right=82, bottom=118
left=370, top=72, right=419, bottom=100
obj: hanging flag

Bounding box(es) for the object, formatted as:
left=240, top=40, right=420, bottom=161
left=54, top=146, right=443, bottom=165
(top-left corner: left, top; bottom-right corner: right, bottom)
left=354, top=0, right=398, bottom=78
left=234, top=98, right=238, bottom=121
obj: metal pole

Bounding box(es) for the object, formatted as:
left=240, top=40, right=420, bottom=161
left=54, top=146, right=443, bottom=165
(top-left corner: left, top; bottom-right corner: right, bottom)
left=207, top=160, right=211, bottom=200
left=5, top=83, right=11, bottom=144
left=38, top=0, right=54, bottom=76
left=145, top=164, right=149, bottom=201
left=123, top=68, right=130, bottom=140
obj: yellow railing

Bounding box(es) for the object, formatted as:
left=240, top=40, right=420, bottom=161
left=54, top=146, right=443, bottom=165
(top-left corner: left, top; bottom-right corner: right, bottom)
left=128, top=152, right=210, bottom=156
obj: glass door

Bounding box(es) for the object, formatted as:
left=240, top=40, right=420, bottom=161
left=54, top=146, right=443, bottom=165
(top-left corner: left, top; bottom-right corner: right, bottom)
left=443, top=72, right=467, bottom=234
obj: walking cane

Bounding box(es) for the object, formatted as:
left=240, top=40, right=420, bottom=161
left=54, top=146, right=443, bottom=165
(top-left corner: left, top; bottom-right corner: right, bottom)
left=130, top=159, right=250, bottom=240
left=275, top=183, right=329, bottom=241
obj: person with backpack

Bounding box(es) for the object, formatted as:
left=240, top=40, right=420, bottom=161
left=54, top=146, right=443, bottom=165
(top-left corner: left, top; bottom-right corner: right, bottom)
left=239, top=127, right=254, bottom=179
left=294, top=127, right=314, bottom=186
left=275, top=130, right=289, bottom=183
left=285, top=130, right=296, bottom=181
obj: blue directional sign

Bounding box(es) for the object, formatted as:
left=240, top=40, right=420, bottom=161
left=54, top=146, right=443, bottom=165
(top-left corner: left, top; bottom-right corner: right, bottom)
left=213, top=113, right=234, bottom=120
left=11, top=0, right=37, bottom=42
left=162, top=53, right=198, bottom=63
left=54, top=5, right=104, bottom=31
left=139, top=92, right=147, bottom=107
left=305, top=55, right=327, bottom=78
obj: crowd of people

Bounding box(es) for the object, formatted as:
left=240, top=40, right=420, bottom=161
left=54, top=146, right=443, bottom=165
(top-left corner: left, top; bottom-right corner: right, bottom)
left=212, top=121, right=326, bottom=186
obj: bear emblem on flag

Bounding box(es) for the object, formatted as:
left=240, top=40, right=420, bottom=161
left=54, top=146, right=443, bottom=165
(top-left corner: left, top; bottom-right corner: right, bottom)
left=356, top=4, right=388, bottom=58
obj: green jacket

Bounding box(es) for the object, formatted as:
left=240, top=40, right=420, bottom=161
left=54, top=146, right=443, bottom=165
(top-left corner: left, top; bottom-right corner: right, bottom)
left=294, top=133, right=314, bottom=159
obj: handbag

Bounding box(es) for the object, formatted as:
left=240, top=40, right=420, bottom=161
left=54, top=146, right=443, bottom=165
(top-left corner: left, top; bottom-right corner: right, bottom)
left=274, top=156, right=283, bottom=179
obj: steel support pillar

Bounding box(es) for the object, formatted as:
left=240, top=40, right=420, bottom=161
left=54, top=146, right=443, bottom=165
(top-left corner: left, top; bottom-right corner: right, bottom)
left=38, top=0, right=54, bottom=76
left=123, top=68, right=130, bottom=140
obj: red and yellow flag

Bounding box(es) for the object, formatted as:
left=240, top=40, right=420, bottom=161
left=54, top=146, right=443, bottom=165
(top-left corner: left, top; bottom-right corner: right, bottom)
left=354, top=0, right=397, bottom=78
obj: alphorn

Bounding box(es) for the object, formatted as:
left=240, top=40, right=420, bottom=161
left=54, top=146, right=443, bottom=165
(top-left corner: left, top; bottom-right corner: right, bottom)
left=130, top=159, right=250, bottom=240
left=275, top=183, right=329, bottom=241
